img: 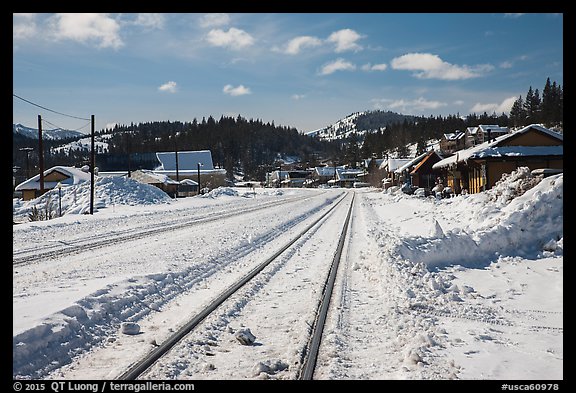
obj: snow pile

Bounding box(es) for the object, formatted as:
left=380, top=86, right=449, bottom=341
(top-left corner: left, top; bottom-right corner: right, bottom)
left=486, top=166, right=542, bottom=205
left=358, top=169, right=563, bottom=378
left=262, top=189, right=284, bottom=196
left=201, top=187, right=239, bottom=198
left=395, top=169, right=562, bottom=269
left=13, top=176, right=173, bottom=222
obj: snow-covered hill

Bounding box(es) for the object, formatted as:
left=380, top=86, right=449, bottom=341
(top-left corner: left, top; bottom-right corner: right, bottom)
left=306, top=112, right=366, bottom=141
left=306, top=110, right=416, bottom=142
left=13, top=123, right=86, bottom=141
left=51, top=133, right=112, bottom=155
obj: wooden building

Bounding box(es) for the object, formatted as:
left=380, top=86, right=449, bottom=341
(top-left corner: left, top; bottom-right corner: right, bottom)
left=432, top=124, right=563, bottom=194
left=14, top=166, right=91, bottom=201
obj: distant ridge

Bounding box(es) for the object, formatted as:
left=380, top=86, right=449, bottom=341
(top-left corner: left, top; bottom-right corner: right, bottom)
left=306, top=110, right=416, bottom=141
left=13, top=123, right=85, bottom=140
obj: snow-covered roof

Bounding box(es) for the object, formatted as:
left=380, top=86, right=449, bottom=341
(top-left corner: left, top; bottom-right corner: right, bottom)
left=394, top=151, right=430, bottom=174
left=315, top=166, right=337, bottom=177
left=379, top=158, right=412, bottom=171
left=336, top=168, right=364, bottom=180
left=132, top=169, right=180, bottom=185
left=433, top=124, right=563, bottom=169
left=15, top=166, right=91, bottom=191
left=156, top=150, right=215, bottom=171
left=179, top=179, right=198, bottom=186
left=478, top=124, right=507, bottom=132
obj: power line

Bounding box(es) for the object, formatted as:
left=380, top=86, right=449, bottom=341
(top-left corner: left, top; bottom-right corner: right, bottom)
left=42, top=118, right=92, bottom=133
left=13, top=93, right=91, bottom=121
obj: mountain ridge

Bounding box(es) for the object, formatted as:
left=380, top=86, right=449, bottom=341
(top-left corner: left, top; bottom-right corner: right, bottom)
left=13, top=123, right=86, bottom=141
left=306, top=110, right=417, bottom=141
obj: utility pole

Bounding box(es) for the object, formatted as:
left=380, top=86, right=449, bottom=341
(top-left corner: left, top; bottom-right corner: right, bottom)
left=38, top=115, right=45, bottom=195
left=19, top=147, right=33, bottom=179
left=90, top=115, right=95, bottom=215
left=197, top=162, right=202, bottom=195
left=174, top=136, right=179, bottom=198
left=127, top=131, right=131, bottom=178
left=174, top=138, right=179, bottom=182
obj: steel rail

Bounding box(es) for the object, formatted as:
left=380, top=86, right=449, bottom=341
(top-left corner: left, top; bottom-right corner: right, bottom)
left=117, top=192, right=351, bottom=380
left=298, top=192, right=355, bottom=380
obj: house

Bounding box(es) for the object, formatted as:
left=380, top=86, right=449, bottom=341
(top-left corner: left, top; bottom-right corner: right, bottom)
left=394, top=150, right=444, bottom=189
left=379, top=157, right=412, bottom=187
left=432, top=124, right=563, bottom=194
left=466, top=127, right=479, bottom=146
left=154, top=150, right=227, bottom=190
left=311, top=166, right=338, bottom=186
left=178, top=179, right=199, bottom=197
left=330, top=168, right=365, bottom=188
left=14, top=166, right=92, bottom=201
left=439, top=129, right=472, bottom=154
left=268, top=169, right=312, bottom=187
left=476, top=125, right=509, bottom=144
left=130, top=169, right=180, bottom=197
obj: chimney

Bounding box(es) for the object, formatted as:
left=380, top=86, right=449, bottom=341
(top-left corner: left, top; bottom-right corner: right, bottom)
left=486, top=128, right=492, bottom=142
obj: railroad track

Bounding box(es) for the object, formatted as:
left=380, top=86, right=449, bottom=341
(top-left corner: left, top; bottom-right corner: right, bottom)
left=13, top=192, right=323, bottom=266
left=116, top=191, right=355, bottom=380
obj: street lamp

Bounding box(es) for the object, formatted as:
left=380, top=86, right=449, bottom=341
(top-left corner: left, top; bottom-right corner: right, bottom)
left=19, top=147, right=33, bottom=179
left=277, top=162, right=282, bottom=188
left=56, top=182, right=62, bottom=217
left=197, top=162, right=203, bottom=195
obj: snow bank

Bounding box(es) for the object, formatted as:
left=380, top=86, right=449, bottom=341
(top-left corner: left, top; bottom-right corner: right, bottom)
left=13, top=176, right=173, bottom=222
left=201, top=187, right=239, bottom=198
left=358, top=168, right=563, bottom=377
left=396, top=169, right=563, bottom=269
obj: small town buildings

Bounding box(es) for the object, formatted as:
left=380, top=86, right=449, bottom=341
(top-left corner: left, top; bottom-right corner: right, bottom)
left=332, top=168, right=365, bottom=188
left=130, top=169, right=180, bottom=198
left=154, top=150, right=227, bottom=190
left=477, top=124, right=509, bottom=144
left=432, top=124, right=562, bottom=194
left=394, top=150, right=444, bottom=189
left=379, top=157, right=412, bottom=188
left=439, top=129, right=472, bottom=154
left=14, top=165, right=92, bottom=201
left=311, top=166, right=338, bottom=186
left=267, top=169, right=313, bottom=187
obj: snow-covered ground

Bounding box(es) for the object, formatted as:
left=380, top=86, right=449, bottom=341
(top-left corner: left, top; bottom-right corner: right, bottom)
left=12, top=168, right=562, bottom=380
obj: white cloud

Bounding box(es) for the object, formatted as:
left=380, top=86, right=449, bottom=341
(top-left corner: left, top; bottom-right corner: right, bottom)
left=291, top=94, right=305, bottom=100
left=200, top=13, right=230, bottom=28
left=327, top=29, right=363, bottom=53
left=133, top=14, right=165, bottom=29
left=158, top=81, right=178, bottom=93
left=361, top=63, right=388, bottom=72
left=281, top=36, right=323, bottom=55
left=223, top=84, right=251, bottom=96
left=390, top=52, right=494, bottom=80
left=504, top=13, right=525, bottom=18
left=319, top=58, right=356, bottom=75
left=470, top=96, right=517, bottom=114
left=48, top=13, right=123, bottom=49
left=206, top=27, right=254, bottom=49
left=13, top=14, right=38, bottom=40
left=372, top=97, right=447, bottom=113
left=499, top=61, right=513, bottom=69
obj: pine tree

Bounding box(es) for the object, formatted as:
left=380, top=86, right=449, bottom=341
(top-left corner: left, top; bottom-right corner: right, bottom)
left=523, top=86, right=542, bottom=124
left=509, top=95, right=527, bottom=127
left=551, top=81, right=563, bottom=126
left=541, top=78, right=554, bottom=126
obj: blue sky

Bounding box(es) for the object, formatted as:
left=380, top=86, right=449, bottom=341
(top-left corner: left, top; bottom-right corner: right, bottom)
left=13, top=13, right=563, bottom=134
